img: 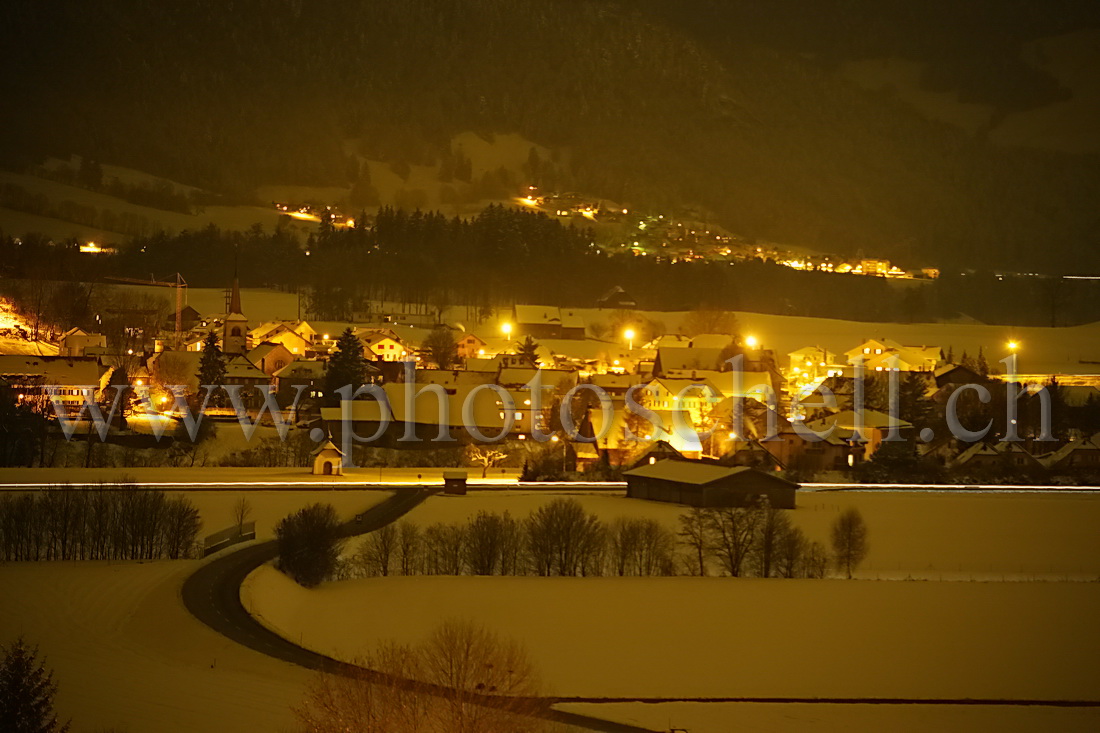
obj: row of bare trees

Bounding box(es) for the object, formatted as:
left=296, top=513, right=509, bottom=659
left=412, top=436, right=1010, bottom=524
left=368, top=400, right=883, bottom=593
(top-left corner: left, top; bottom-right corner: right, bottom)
left=344, top=499, right=666, bottom=579
left=343, top=498, right=857, bottom=580
left=677, top=500, right=831, bottom=579
left=0, top=489, right=201, bottom=561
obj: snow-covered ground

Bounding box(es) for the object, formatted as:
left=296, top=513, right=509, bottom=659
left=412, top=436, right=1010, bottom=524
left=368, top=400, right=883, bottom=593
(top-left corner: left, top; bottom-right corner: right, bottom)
left=0, top=561, right=308, bottom=733
left=0, top=297, right=60, bottom=355
left=555, top=701, right=1100, bottom=733
left=243, top=570, right=1100, bottom=701
left=0, top=466, right=519, bottom=487
left=181, top=489, right=392, bottom=540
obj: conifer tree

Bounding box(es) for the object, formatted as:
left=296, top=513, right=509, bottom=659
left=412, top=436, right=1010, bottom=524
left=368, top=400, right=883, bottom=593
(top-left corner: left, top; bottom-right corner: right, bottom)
left=197, top=332, right=227, bottom=387
left=324, top=328, right=368, bottom=404
left=0, top=637, right=70, bottom=733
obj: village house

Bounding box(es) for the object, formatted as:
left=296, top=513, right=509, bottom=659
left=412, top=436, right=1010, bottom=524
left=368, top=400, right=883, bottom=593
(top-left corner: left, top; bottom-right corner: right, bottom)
left=845, top=338, right=942, bottom=373
left=803, top=408, right=913, bottom=462
left=355, top=328, right=408, bottom=361
left=454, top=331, right=488, bottom=360
left=1042, top=437, right=1100, bottom=473
left=512, top=305, right=586, bottom=340
left=952, top=441, right=1045, bottom=472
left=247, top=342, right=296, bottom=377
left=0, top=355, right=112, bottom=412
left=58, top=327, right=107, bottom=357
left=249, top=320, right=316, bottom=357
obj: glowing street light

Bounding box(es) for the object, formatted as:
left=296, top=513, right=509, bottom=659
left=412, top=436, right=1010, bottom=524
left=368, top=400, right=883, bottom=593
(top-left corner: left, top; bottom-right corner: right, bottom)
left=502, top=323, right=513, bottom=337
left=624, top=328, right=635, bottom=350
left=1007, top=340, right=1019, bottom=351
left=745, top=335, right=758, bottom=349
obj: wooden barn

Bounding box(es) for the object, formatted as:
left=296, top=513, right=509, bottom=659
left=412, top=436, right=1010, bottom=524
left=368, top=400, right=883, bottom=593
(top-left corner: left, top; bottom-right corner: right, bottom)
left=624, top=459, right=798, bottom=509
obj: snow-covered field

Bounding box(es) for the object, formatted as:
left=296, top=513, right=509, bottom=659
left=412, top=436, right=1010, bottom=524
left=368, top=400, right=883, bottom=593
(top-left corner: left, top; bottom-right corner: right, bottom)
left=0, top=465, right=518, bottom=487
left=402, top=489, right=1100, bottom=580
left=555, top=700, right=1100, bottom=733
left=0, top=561, right=307, bottom=733
left=3, top=487, right=1097, bottom=733
left=244, top=570, right=1100, bottom=701
left=181, top=488, right=392, bottom=540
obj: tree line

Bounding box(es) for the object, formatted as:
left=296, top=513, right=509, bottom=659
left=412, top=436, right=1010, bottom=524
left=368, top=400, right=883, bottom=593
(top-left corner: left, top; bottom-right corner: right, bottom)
left=0, top=488, right=201, bottom=561
left=276, top=498, right=870, bottom=586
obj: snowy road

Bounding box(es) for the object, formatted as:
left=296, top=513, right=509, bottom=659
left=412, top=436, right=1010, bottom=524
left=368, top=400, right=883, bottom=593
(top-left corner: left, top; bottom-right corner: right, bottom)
left=181, top=488, right=658, bottom=733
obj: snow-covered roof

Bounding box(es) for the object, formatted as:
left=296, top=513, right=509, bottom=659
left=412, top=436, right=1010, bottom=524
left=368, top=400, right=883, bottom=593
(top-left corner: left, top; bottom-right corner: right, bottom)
left=0, top=355, right=109, bottom=387
left=806, top=409, right=913, bottom=431
left=624, top=459, right=793, bottom=487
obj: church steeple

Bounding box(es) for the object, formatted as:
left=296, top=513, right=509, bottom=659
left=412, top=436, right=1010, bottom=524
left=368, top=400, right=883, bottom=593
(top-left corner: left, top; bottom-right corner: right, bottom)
left=229, top=272, right=242, bottom=316
left=223, top=250, right=248, bottom=355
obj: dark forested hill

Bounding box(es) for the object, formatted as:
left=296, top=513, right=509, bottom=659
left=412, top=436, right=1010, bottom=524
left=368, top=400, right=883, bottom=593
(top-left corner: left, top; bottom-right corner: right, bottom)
left=2, top=0, right=1098, bottom=272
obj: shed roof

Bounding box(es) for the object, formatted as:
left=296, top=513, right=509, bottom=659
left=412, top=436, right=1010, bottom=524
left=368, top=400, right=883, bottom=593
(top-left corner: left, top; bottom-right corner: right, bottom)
left=624, top=459, right=796, bottom=488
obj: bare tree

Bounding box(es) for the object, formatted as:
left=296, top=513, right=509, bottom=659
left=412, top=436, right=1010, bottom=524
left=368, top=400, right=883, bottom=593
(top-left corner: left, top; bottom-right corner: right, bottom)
left=467, top=445, right=508, bottom=478
left=524, top=498, right=604, bottom=576
left=293, top=642, right=431, bottom=733
left=294, top=621, right=547, bottom=733
left=751, top=496, right=790, bottom=578
left=607, top=517, right=640, bottom=576
left=233, top=496, right=252, bottom=536
left=608, top=517, right=674, bottom=576
left=423, top=523, right=465, bottom=575
left=801, top=540, right=829, bottom=579
left=677, top=507, right=711, bottom=576
left=830, top=507, right=869, bottom=579
left=396, top=520, right=422, bottom=575
left=774, top=524, right=807, bottom=578
left=465, top=511, right=516, bottom=575
left=419, top=620, right=545, bottom=732
left=706, top=505, right=758, bottom=577
left=358, top=523, right=398, bottom=577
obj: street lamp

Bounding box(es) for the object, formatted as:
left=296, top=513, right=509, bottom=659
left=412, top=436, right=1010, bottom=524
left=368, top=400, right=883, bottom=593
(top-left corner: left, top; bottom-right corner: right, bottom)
left=624, top=327, right=635, bottom=350
left=745, top=335, right=758, bottom=349
left=1007, top=340, right=1019, bottom=351
left=502, top=323, right=512, bottom=337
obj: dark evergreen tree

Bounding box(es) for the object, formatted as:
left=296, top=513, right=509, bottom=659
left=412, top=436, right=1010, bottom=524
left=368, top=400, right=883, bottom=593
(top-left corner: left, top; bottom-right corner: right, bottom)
left=324, top=328, right=367, bottom=404
left=516, top=335, right=540, bottom=366
left=197, top=332, right=227, bottom=387
left=976, top=346, right=990, bottom=377
left=0, top=637, right=70, bottom=733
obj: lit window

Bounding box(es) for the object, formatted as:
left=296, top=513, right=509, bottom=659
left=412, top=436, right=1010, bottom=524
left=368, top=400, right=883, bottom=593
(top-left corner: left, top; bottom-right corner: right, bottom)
left=863, top=348, right=870, bottom=354
left=875, top=348, right=882, bottom=354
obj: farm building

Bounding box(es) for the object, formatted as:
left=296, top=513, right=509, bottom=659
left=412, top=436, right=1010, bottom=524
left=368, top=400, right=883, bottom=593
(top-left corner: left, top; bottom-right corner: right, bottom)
left=624, top=459, right=797, bottom=508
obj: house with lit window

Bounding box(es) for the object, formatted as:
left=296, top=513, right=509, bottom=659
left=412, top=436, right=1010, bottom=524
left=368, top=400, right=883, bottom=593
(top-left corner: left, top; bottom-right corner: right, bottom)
left=356, top=329, right=408, bottom=362
left=455, top=332, right=488, bottom=360
left=249, top=321, right=315, bottom=357
left=0, top=355, right=112, bottom=413
left=845, top=339, right=942, bottom=373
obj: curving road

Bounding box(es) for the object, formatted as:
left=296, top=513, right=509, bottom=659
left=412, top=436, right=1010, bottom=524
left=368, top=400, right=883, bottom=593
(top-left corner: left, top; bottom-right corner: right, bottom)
left=181, top=488, right=659, bottom=733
